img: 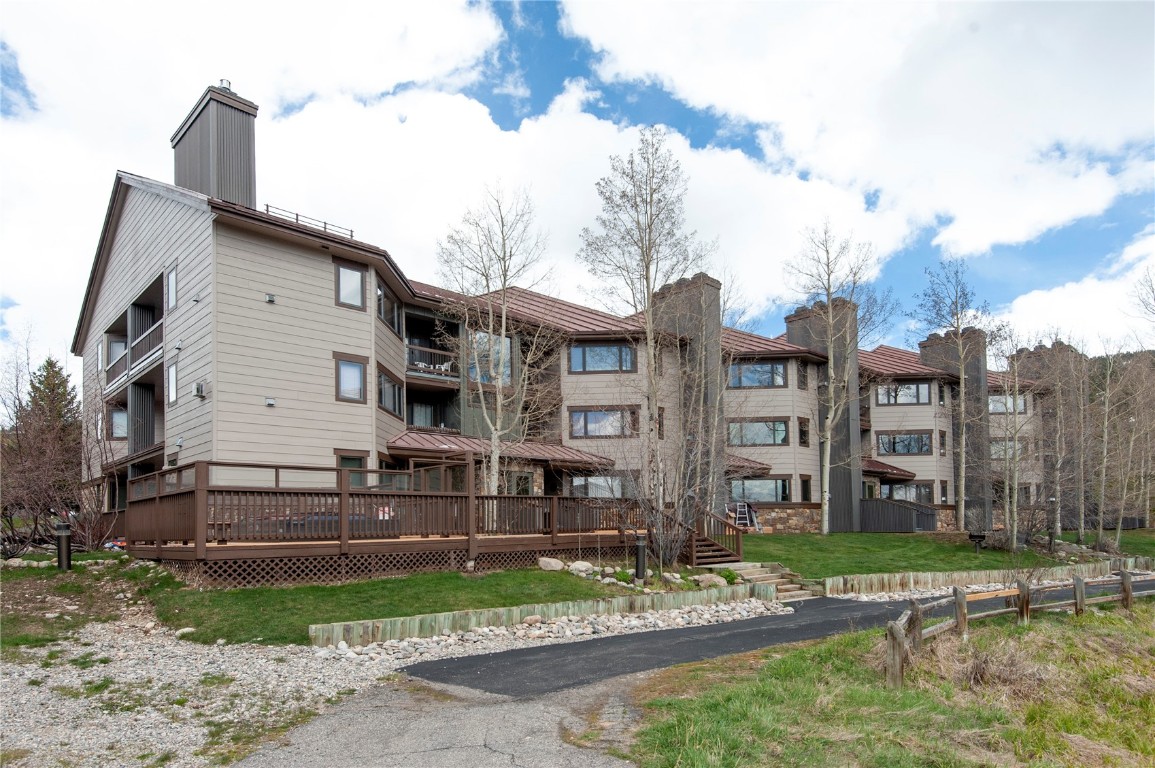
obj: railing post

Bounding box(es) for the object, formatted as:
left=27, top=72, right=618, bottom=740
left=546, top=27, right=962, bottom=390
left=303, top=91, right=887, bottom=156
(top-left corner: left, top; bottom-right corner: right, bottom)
left=1016, top=579, right=1031, bottom=624
left=465, top=453, right=477, bottom=563
left=1073, top=575, right=1086, bottom=615
left=908, top=598, right=923, bottom=652
left=953, top=586, right=968, bottom=641
left=338, top=468, right=350, bottom=555
left=1121, top=571, right=1133, bottom=610
left=550, top=496, right=558, bottom=545
left=153, top=469, right=162, bottom=560
left=194, top=462, right=208, bottom=560
left=886, top=620, right=905, bottom=690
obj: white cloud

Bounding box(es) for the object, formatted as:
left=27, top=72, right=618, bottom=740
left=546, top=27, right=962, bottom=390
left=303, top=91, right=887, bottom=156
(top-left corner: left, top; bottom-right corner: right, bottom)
left=995, top=226, right=1155, bottom=354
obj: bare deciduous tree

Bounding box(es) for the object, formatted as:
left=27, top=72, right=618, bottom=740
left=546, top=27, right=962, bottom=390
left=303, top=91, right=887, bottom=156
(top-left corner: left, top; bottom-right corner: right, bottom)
left=578, top=126, right=716, bottom=564
left=788, top=221, right=895, bottom=535
left=910, top=258, right=1004, bottom=530
left=436, top=186, right=564, bottom=494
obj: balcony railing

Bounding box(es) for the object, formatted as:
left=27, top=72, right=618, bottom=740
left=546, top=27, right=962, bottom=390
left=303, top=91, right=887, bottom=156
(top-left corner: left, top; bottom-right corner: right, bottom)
left=407, top=345, right=457, bottom=375
left=107, top=352, right=128, bottom=381
left=130, top=319, right=164, bottom=363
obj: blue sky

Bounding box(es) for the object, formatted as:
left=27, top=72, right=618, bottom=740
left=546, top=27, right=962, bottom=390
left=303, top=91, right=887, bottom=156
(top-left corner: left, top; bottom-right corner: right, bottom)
left=1, top=1, right=1152, bottom=370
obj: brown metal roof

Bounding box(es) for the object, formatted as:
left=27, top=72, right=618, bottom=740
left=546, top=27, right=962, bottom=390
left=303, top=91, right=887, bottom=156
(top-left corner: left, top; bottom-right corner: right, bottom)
left=387, top=430, right=614, bottom=469
left=859, top=345, right=953, bottom=379
left=862, top=458, right=917, bottom=481
left=986, top=370, right=1037, bottom=390
left=724, top=453, right=773, bottom=475
left=722, top=327, right=823, bottom=359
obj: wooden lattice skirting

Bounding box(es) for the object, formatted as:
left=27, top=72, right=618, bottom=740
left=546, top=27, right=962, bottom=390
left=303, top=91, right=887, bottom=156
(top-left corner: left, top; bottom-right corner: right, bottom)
left=160, top=545, right=633, bottom=589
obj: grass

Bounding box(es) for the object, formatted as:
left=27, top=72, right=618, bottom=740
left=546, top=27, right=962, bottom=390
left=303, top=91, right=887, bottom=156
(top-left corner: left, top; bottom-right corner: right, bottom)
left=740, top=532, right=1050, bottom=579
left=626, top=600, right=1155, bottom=768
left=1061, top=528, right=1155, bottom=560
left=150, top=568, right=625, bottom=645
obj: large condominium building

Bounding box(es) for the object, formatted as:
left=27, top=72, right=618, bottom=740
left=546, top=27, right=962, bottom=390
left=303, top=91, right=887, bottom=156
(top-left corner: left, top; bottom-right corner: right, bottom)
left=75, top=84, right=1017, bottom=560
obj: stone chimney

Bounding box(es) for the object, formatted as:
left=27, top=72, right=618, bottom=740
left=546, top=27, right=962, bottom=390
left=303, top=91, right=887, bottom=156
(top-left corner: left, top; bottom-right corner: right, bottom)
left=171, top=80, right=258, bottom=208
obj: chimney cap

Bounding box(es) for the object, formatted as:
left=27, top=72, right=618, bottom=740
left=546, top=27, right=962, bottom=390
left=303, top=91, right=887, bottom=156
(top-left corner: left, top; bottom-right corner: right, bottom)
left=219, top=78, right=232, bottom=91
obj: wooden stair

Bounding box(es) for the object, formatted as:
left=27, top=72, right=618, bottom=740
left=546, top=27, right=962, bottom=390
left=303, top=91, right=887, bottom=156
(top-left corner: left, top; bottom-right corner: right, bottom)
left=692, top=534, right=741, bottom=565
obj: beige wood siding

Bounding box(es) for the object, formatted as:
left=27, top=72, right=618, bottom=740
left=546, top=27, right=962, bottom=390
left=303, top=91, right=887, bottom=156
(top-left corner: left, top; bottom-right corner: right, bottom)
left=78, top=183, right=215, bottom=473
left=213, top=225, right=374, bottom=466
left=373, top=306, right=409, bottom=459
left=869, top=386, right=952, bottom=489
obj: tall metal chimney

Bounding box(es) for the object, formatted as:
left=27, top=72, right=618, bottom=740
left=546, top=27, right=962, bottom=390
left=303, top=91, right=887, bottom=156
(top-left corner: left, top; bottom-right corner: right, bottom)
left=170, top=82, right=258, bottom=208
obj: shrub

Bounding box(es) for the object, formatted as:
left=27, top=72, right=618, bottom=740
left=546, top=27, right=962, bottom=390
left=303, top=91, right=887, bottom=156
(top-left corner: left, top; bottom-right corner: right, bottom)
left=718, top=568, right=739, bottom=585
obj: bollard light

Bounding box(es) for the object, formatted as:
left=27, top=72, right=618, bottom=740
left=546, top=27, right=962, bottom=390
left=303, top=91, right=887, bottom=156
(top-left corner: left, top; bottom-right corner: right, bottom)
left=634, top=533, right=646, bottom=586
left=56, top=519, right=72, bottom=571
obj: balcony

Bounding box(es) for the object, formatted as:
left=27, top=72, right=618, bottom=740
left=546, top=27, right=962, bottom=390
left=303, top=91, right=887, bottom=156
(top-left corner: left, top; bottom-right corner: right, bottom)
left=407, top=345, right=458, bottom=378
left=130, top=319, right=164, bottom=363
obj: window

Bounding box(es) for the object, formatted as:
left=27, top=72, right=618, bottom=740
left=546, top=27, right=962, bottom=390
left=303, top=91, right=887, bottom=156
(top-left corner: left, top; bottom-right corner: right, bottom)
left=940, top=480, right=948, bottom=504
left=937, top=383, right=945, bottom=407
left=800, top=477, right=812, bottom=502
left=731, top=478, right=790, bottom=503
left=108, top=406, right=128, bottom=440
left=337, top=454, right=367, bottom=488
left=939, top=430, right=947, bottom=457
left=166, top=268, right=177, bottom=310
left=989, top=394, right=1027, bottom=414
left=333, top=353, right=368, bottom=403
left=570, top=407, right=639, bottom=438
left=569, top=343, right=635, bottom=373
left=377, top=369, right=402, bottom=417
left=167, top=363, right=177, bottom=405
left=728, top=361, right=786, bottom=388
left=728, top=419, right=789, bottom=446
left=796, top=360, right=808, bottom=390
left=990, top=439, right=1026, bottom=460
left=877, top=382, right=931, bottom=405
left=376, top=279, right=401, bottom=333
left=572, top=474, right=636, bottom=498
left=468, top=332, right=512, bottom=385
left=504, top=471, right=534, bottom=496
left=108, top=338, right=127, bottom=364
left=798, top=418, right=810, bottom=447
left=877, top=431, right=932, bottom=455
left=335, top=262, right=366, bottom=309
left=884, top=482, right=933, bottom=504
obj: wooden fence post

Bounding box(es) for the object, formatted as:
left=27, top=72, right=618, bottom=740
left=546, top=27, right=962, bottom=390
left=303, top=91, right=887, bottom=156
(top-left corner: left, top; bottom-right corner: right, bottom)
left=338, top=467, right=350, bottom=556
left=194, top=462, right=208, bottom=560
left=1016, top=579, right=1031, bottom=624
left=908, top=598, right=923, bottom=653
left=1073, top=576, right=1085, bottom=616
left=953, top=586, right=968, bottom=641
left=550, top=496, right=558, bottom=546
left=886, top=620, right=905, bottom=690
left=1121, top=571, right=1133, bottom=610
left=465, top=453, right=477, bottom=563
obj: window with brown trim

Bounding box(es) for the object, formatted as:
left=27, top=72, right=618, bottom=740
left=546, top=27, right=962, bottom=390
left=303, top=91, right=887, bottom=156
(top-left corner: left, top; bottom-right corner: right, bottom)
left=569, top=406, right=639, bottom=438
left=166, top=267, right=177, bottom=311
left=798, top=417, right=810, bottom=447
left=107, top=405, right=128, bottom=440
left=377, top=366, right=403, bottom=418
left=376, top=278, right=402, bottom=334
left=333, top=352, right=369, bottom=403
left=796, top=360, right=808, bottom=390
left=877, top=430, right=932, bottom=455
left=334, top=259, right=366, bottom=310
left=728, top=418, right=789, bottom=446
left=940, top=480, right=948, bottom=504
left=569, top=343, right=636, bottom=373
left=728, top=361, right=786, bottom=388
left=800, top=475, right=812, bottom=502
left=730, top=476, right=790, bottom=502
left=939, top=429, right=947, bottom=456
left=877, top=382, right=931, bottom=405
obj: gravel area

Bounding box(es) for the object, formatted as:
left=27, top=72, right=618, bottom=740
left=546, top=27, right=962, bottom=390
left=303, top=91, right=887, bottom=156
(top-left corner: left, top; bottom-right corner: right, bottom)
left=1, top=576, right=791, bottom=768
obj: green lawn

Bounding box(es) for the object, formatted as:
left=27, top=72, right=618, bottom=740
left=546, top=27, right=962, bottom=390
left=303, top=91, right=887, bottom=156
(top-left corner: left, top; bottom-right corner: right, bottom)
left=1060, top=527, right=1155, bottom=560
left=740, top=532, right=1050, bottom=579
left=626, top=602, right=1155, bottom=768
left=149, top=569, right=623, bottom=645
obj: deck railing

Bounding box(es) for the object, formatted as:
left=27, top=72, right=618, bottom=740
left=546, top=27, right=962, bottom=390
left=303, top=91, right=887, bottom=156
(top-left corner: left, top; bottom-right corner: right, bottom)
left=124, top=461, right=668, bottom=561
left=130, top=319, right=164, bottom=362
left=861, top=498, right=937, bottom=532
left=699, top=512, right=743, bottom=562
left=406, top=345, right=457, bottom=375
left=106, top=351, right=128, bottom=382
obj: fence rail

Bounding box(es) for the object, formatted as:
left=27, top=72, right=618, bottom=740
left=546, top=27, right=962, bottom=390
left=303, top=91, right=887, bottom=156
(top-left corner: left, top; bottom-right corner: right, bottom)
left=885, top=573, right=1155, bottom=689
left=861, top=498, right=937, bottom=532
left=123, top=460, right=692, bottom=563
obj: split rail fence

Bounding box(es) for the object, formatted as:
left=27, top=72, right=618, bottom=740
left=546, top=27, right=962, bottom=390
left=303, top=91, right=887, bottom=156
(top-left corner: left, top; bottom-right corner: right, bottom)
left=885, top=572, right=1155, bottom=689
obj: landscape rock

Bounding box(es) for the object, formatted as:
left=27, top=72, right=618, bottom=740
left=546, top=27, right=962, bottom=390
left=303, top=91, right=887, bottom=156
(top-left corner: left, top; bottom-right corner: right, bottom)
left=568, top=560, right=594, bottom=575
left=538, top=557, right=564, bottom=571
left=696, top=574, right=728, bottom=588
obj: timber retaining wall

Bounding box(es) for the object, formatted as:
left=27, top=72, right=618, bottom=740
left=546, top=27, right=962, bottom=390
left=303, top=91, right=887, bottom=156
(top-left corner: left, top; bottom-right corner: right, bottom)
left=821, top=556, right=1154, bottom=596
left=309, top=582, right=778, bottom=647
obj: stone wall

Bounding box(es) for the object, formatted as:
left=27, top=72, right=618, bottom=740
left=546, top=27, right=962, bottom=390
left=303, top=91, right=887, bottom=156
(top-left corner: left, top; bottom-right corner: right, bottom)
left=935, top=506, right=958, bottom=532
left=756, top=504, right=822, bottom=534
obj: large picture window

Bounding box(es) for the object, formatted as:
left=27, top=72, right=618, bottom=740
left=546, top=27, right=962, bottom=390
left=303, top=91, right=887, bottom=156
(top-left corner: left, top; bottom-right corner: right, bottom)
left=376, top=279, right=401, bottom=333
left=877, top=382, right=931, bottom=405
left=570, top=407, right=639, bottom=438
left=728, top=361, right=786, bottom=388
left=882, top=482, right=933, bottom=504
left=468, top=332, right=512, bottom=385
left=728, top=419, right=789, bottom=446
left=988, top=394, right=1027, bottom=414
left=877, top=431, right=932, bottom=455
left=571, top=474, right=637, bottom=498
left=569, top=343, right=635, bottom=373
left=731, top=478, right=790, bottom=503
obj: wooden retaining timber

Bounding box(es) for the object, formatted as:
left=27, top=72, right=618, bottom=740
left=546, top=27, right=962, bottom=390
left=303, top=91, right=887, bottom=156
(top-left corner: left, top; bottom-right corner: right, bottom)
left=822, top=557, right=1154, bottom=596
left=884, top=573, right=1155, bottom=689
left=309, top=582, right=779, bottom=646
